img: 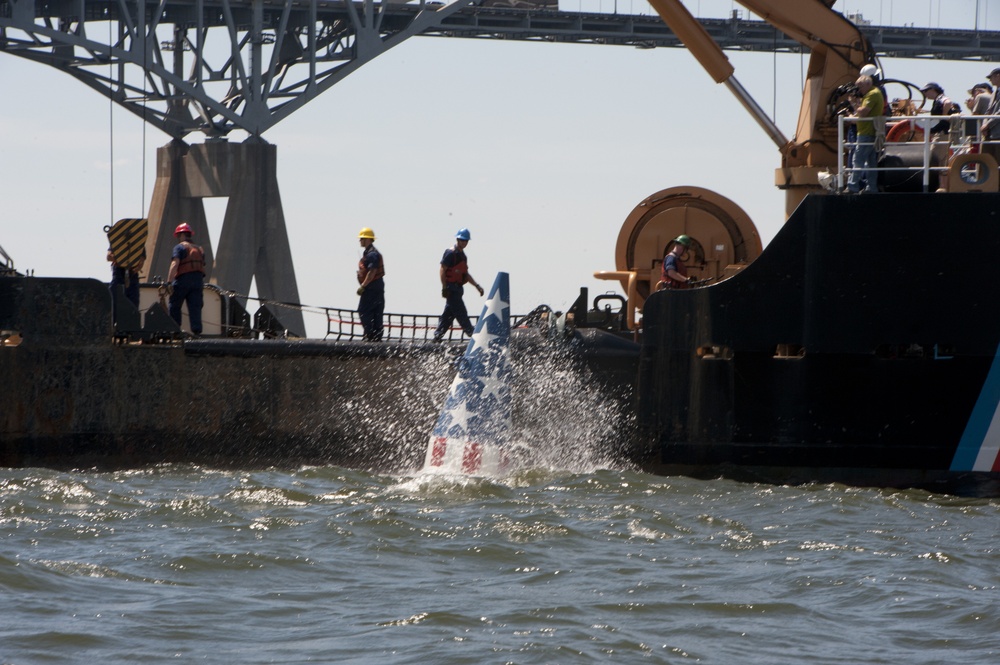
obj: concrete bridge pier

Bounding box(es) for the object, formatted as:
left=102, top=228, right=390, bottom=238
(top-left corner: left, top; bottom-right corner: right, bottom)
left=146, top=138, right=306, bottom=337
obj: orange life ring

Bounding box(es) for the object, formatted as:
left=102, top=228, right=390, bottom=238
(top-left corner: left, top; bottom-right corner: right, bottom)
left=886, top=119, right=925, bottom=143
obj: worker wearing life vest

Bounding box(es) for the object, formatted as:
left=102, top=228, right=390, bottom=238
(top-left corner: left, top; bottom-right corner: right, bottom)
left=433, top=228, right=484, bottom=341
left=356, top=227, right=385, bottom=342
left=166, top=222, right=206, bottom=335
left=657, top=235, right=694, bottom=290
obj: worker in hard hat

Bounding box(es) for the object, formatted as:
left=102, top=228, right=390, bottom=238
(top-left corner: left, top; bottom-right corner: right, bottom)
left=433, top=228, right=484, bottom=342
left=846, top=74, right=885, bottom=194
left=356, top=227, right=385, bottom=342
left=166, top=222, right=206, bottom=335
left=657, top=235, right=695, bottom=290
left=859, top=63, right=890, bottom=116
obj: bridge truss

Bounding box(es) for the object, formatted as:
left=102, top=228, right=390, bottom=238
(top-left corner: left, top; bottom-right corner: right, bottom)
left=1, top=1, right=998, bottom=140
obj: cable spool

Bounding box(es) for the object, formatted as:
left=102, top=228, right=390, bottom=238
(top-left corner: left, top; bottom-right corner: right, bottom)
left=592, top=187, right=763, bottom=329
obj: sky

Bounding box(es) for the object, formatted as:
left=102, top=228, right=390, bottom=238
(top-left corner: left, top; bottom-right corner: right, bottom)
left=1, top=0, right=997, bottom=336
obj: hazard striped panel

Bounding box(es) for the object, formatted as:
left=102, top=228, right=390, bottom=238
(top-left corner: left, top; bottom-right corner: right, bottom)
left=106, top=218, right=148, bottom=270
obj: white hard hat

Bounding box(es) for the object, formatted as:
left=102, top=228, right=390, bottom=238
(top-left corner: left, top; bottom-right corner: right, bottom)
left=860, top=64, right=880, bottom=78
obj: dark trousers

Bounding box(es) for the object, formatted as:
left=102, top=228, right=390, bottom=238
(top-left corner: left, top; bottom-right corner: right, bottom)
left=358, top=283, right=384, bottom=341
left=435, top=284, right=473, bottom=339
left=169, top=274, right=204, bottom=334
left=110, top=266, right=140, bottom=309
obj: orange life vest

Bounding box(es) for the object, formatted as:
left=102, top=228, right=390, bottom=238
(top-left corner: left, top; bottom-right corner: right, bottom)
left=357, top=247, right=385, bottom=284
left=176, top=242, right=206, bottom=277
left=660, top=253, right=689, bottom=289
left=443, top=249, right=469, bottom=285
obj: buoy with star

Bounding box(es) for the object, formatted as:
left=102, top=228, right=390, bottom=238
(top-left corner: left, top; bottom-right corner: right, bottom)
left=422, top=272, right=512, bottom=475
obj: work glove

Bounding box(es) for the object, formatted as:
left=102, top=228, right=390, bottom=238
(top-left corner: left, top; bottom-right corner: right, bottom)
left=441, top=287, right=449, bottom=299
left=163, top=284, right=174, bottom=296
left=357, top=286, right=365, bottom=296
left=475, top=284, right=484, bottom=297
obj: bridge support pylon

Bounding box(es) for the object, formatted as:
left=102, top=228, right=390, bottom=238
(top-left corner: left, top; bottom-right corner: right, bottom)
left=146, top=138, right=306, bottom=337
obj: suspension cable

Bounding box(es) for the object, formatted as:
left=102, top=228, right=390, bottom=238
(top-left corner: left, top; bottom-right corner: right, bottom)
left=141, top=13, right=148, bottom=216
left=108, top=3, right=114, bottom=224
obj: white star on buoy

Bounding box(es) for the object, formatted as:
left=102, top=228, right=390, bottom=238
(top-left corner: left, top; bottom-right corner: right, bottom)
left=481, top=293, right=509, bottom=325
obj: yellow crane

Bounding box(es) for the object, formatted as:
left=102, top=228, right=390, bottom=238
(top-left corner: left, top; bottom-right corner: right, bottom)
left=596, top=0, right=874, bottom=329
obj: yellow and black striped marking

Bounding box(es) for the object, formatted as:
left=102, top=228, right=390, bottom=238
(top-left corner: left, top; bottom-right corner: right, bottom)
left=105, top=218, right=148, bottom=269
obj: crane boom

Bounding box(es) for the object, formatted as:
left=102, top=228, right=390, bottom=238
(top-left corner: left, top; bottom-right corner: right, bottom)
left=648, top=0, right=874, bottom=215
left=646, top=0, right=788, bottom=149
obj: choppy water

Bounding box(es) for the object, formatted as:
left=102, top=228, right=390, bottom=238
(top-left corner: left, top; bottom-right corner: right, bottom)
left=3, top=464, right=999, bottom=664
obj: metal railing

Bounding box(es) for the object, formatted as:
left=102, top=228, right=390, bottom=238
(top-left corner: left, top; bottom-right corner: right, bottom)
left=176, top=284, right=545, bottom=342
left=324, top=306, right=549, bottom=342
left=325, top=308, right=480, bottom=342
left=837, top=114, right=998, bottom=192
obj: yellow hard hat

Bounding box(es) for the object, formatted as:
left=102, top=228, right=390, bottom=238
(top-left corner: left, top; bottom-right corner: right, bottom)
left=358, top=227, right=376, bottom=240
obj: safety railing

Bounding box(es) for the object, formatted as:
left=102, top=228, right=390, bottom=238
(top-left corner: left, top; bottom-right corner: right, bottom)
left=837, top=114, right=999, bottom=193
left=325, top=308, right=479, bottom=342
left=193, top=283, right=474, bottom=341
left=168, top=283, right=547, bottom=342
left=324, top=306, right=547, bottom=342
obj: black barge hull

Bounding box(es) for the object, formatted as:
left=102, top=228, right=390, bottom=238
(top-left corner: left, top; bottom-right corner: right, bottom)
left=1, top=277, right=638, bottom=470
left=638, top=192, right=1000, bottom=495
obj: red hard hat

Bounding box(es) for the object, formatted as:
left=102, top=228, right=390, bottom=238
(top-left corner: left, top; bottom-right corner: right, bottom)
left=174, top=223, right=193, bottom=237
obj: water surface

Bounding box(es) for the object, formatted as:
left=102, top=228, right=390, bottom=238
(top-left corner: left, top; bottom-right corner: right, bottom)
left=2, top=465, right=998, bottom=663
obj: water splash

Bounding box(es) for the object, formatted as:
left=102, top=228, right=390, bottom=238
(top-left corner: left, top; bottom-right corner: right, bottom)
left=417, top=273, right=634, bottom=479
left=506, top=335, right=634, bottom=475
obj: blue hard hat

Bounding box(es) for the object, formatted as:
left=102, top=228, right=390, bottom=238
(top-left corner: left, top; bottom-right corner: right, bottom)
left=456, top=228, right=471, bottom=241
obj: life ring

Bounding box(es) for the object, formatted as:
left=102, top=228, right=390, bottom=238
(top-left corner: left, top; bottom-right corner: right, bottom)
left=947, top=152, right=999, bottom=192
left=886, top=119, right=924, bottom=143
